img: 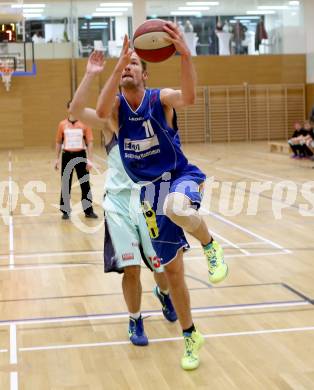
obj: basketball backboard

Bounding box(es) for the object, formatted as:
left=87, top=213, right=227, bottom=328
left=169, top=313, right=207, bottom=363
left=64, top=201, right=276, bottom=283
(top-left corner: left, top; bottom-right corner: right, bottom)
left=0, top=41, right=36, bottom=91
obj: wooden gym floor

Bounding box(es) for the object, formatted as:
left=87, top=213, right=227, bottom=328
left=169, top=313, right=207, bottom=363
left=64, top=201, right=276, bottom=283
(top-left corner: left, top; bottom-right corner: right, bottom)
left=0, top=142, right=314, bottom=390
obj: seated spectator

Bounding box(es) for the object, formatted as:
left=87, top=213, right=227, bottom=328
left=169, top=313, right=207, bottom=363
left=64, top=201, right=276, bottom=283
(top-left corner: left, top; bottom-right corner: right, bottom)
left=288, top=121, right=307, bottom=158
left=288, top=120, right=313, bottom=158
left=304, top=121, right=314, bottom=159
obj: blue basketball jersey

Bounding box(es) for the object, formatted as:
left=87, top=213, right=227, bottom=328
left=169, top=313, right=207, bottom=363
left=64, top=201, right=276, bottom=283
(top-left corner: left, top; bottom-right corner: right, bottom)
left=118, top=89, right=188, bottom=183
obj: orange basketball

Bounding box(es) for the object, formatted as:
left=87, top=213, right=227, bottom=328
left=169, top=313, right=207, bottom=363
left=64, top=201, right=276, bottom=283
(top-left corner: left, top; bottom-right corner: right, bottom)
left=133, top=19, right=176, bottom=63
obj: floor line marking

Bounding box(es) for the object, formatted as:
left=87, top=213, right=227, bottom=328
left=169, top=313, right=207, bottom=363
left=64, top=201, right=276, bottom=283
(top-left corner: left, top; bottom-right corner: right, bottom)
left=0, top=282, right=286, bottom=304
left=0, top=251, right=290, bottom=272
left=8, top=151, right=14, bottom=269
left=206, top=210, right=291, bottom=254
left=19, top=324, right=314, bottom=352
left=233, top=166, right=311, bottom=189
left=213, top=166, right=314, bottom=211
left=210, top=229, right=250, bottom=255
left=0, top=301, right=308, bottom=327
left=188, top=252, right=289, bottom=260
left=0, top=250, right=291, bottom=272
left=0, top=263, right=94, bottom=272
left=10, top=372, right=18, bottom=390
left=10, top=325, right=17, bottom=365
left=9, top=152, right=19, bottom=390
left=15, top=250, right=103, bottom=259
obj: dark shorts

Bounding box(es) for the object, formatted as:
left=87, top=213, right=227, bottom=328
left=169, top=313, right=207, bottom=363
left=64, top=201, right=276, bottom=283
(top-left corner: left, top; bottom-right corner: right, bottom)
left=140, top=164, right=206, bottom=265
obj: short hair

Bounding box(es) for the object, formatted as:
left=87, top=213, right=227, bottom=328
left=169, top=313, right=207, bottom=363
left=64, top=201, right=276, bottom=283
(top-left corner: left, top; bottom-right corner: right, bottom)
left=67, top=100, right=72, bottom=109
left=141, top=59, right=147, bottom=72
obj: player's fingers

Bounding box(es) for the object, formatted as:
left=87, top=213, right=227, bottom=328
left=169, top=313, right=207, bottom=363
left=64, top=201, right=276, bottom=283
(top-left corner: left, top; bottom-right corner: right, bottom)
left=122, top=34, right=129, bottom=53
left=165, top=22, right=180, bottom=35
left=165, top=21, right=176, bottom=30
left=163, top=25, right=177, bottom=38
left=90, top=51, right=98, bottom=62
left=95, top=51, right=104, bottom=63
left=163, top=36, right=175, bottom=44
left=89, top=51, right=97, bottom=62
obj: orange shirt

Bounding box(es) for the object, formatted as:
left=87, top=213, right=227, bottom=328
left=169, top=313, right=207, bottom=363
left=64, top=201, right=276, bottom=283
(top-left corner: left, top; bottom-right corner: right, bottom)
left=56, top=119, right=93, bottom=152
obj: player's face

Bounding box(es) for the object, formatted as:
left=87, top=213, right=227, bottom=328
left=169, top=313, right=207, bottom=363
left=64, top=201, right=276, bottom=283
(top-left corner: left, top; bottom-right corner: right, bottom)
left=120, top=53, right=147, bottom=89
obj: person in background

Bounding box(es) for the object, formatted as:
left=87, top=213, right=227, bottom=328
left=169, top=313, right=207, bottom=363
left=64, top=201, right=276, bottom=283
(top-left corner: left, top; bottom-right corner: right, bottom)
left=55, top=101, right=98, bottom=220
left=288, top=120, right=313, bottom=159
left=310, top=106, right=314, bottom=122
left=31, top=32, right=40, bottom=43
left=288, top=121, right=307, bottom=158
left=32, top=31, right=44, bottom=43
left=184, top=20, right=194, bottom=33
left=303, top=121, right=314, bottom=160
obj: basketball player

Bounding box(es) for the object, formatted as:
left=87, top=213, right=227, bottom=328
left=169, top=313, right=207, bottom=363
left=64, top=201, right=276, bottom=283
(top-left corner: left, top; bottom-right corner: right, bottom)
left=69, top=51, right=177, bottom=346
left=96, top=22, right=228, bottom=370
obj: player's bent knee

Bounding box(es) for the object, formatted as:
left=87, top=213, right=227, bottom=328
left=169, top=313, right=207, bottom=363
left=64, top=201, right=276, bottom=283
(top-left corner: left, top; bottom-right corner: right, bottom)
left=164, top=193, right=190, bottom=220
left=164, top=192, right=202, bottom=231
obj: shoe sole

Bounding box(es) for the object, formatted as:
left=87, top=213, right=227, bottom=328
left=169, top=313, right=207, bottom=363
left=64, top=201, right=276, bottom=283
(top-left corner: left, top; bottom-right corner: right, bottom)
left=181, top=361, right=200, bottom=370
left=130, top=340, right=149, bottom=346
left=129, top=335, right=149, bottom=346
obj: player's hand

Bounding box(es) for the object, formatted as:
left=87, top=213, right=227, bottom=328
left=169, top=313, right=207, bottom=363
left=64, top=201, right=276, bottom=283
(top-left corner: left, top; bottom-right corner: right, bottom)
left=54, top=159, right=60, bottom=170
left=163, top=22, right=190, bottom=56
left=87, top=51, right=106, bottom=74
left=86, top=159, right=93, bottom=172
left=115, top=35, right=133, bottom=72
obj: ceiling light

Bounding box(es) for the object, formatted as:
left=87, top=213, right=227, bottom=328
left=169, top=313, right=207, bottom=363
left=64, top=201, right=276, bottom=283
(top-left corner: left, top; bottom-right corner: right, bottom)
left=23, top=14, right=43, bottom=18
left=99, top=3, right=132, bottom=6
left=178, top=6, right=209, bottom=10
left=22, top=9, right=44, bottom=13
left=12, top=4, right=46, bottom=8
left=246, top=10, right=276, bottom=15
left=186, top=1, right=218, bottom=4
left=257, top=5, right=289, bottom=10
left=170, top=11, right=202, bottom=16
left=289, top=1, right=299, bottom=5
left=234, top=16, right=260, bottom=19
left=93, top=12, right=123, bottom=16
left=96, top=7, right=128, bottom=11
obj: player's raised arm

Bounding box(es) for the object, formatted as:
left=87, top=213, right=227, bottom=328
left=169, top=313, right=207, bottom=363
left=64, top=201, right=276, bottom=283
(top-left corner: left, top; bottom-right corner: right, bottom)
left=96, top=35, right=133, bottom=119
left=160, top=22, right=196, bottom=109
left=69, top=51, right=110, bottom=130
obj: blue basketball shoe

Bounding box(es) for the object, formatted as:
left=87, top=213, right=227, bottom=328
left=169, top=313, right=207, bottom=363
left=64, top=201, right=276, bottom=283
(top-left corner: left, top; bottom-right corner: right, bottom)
left=128, top=316, right=148, bottom=346
left=153, top=286, right=177, bottom=322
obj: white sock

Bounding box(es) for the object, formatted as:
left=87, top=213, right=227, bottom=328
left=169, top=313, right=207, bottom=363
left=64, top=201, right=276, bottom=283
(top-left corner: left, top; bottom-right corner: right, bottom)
left=129, top=311, right=141, bottom=320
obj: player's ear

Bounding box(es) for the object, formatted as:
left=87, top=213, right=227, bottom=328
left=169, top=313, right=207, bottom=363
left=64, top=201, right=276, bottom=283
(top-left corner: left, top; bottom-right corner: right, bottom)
left=142, top=70, right=148, bottom=81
